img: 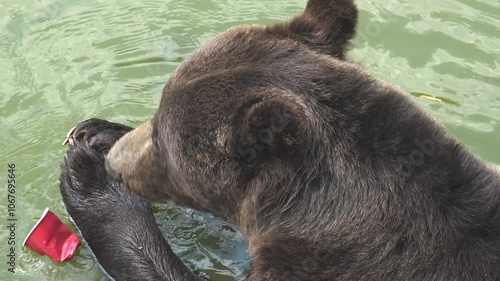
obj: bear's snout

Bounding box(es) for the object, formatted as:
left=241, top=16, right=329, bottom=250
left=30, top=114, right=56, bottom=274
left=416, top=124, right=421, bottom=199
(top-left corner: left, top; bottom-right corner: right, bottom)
left=105, top=119, right=162, bottom=199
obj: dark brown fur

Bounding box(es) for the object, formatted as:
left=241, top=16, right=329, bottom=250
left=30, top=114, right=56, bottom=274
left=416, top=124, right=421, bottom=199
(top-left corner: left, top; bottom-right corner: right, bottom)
left=61, top=0, right=500, bottom=280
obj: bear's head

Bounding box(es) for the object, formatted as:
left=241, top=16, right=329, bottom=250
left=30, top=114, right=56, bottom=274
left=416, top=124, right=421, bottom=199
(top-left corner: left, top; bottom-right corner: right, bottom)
left=105, top=0, right=454, bottom=244
left=106, top=0, right=361, bottom=228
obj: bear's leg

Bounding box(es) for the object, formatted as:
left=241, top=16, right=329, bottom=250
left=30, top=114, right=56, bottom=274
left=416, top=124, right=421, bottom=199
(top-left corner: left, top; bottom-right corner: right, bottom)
left=60, top=119, right=204, bottom=281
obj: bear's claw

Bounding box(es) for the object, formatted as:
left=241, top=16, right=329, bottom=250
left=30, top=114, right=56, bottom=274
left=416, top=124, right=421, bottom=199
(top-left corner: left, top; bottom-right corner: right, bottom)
left=62, top=126, right=77, bottom=146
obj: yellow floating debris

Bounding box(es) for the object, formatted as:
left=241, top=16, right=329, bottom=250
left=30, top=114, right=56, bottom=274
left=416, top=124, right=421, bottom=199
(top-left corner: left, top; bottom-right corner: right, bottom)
left=420, top=95, right=442, bottom=102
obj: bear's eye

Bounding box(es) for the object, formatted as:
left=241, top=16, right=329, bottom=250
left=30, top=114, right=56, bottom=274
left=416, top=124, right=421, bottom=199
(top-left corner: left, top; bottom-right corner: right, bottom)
left=150, top=123, right=161, bottom=150
left=152, top=135, right=161, bottom=150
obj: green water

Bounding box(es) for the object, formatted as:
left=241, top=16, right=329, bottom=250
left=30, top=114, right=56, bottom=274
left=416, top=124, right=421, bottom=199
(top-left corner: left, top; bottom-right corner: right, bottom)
left=0, top=0, right=499, bottom=280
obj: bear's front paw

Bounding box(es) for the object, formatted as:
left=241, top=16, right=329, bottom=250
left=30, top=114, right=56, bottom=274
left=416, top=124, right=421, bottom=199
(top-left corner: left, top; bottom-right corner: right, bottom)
left=60, top=119, right=142, bottom=217
left=63, top=118, right=133, bottom=152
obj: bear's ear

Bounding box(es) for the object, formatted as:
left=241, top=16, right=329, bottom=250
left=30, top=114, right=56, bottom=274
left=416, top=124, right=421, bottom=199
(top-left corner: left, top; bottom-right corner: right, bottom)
left=235, top=96, right=309, bottom=166
left=283, top=0, right=358, bottom=60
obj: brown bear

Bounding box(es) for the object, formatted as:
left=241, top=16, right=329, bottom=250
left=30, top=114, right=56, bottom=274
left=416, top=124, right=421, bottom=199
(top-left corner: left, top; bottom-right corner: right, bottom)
left=60, top=0, right=500, bottom=280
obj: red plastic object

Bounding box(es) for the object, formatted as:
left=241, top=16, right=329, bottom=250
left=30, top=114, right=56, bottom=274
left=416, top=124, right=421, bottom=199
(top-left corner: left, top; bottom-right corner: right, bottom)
left=23, top=208, right=80, bottom=262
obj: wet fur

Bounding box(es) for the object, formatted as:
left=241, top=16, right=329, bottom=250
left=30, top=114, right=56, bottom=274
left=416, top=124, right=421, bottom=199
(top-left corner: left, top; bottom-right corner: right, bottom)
left=60, top=120, right=205, bottom=280
left=60, top=0, right=500, bottom=280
